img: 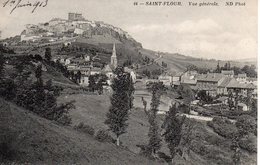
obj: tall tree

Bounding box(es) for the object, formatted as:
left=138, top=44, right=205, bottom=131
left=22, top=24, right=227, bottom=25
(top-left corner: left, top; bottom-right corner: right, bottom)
left=35, top=64, right=42, bottom=81
left=105, top=67, right=131, bottom=146
left=45, top=47, right=52, bottom=62
left=88, top=75, right=96, bottom=92
left=215, top=60, right=221, bottom=73
left=0, top=51, right=5, bottom=79
left=163, top=104, right=185, bottom=163
left=128, top=75, right=135, bottom=110
left=33, top=65, right=45, bottom=114
left=145, top=82, right=165, bottom=156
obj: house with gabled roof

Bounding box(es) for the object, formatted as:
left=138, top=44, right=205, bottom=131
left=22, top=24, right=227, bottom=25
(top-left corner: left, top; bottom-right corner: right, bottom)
left=226, top=79, right=256, bottom=97
left=196, top=73, right=225, bottom=97
left=217, top=77, right=233, bottom=95
left=221, top=70, right=234, bottom=77
left=180, top=71, right=197, bottom=86
left=236, top=73, right=247, bottom=82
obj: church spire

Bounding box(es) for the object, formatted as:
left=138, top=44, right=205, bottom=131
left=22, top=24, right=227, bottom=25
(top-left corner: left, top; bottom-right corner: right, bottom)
left=111, top=43, right=117, bottom=69
left=112, top=43, right=116, bottom=57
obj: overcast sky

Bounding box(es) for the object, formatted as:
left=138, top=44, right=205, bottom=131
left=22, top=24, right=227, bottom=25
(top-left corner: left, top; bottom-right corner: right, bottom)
left=0, top=0, right=257, bottom=60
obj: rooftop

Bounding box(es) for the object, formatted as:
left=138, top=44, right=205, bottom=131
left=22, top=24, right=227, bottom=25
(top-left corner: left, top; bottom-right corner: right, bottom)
left=221, top=70, right=234, bottom=75
left=196, top=73, right=224, bottom=82
left=226, top=79, right=256, bottom=89
left=218, top=77, right=233, bottom=87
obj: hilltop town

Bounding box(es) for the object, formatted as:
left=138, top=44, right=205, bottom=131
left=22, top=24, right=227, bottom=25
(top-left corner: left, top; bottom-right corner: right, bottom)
left=0, top=12, right=257, bottom=165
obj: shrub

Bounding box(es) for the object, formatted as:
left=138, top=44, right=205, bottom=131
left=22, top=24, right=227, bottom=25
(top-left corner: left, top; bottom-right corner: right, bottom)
left=190, top=140, right=209, bottom=156
left=74, top=122, right=95, bottom=136
left=94, top=129, right=114, bottom=143
left=51, top=101, right=75, bottom=126
left=236, top=115, right=257, bottom=136
left=239, top=133, right=257, bottom=153
left=178, top=104, right=190, bottom=114
left=207, top=117, right=238, bottom=139
left=0, top=79, right=16, bottom=101
left=56, top=115, right=72, bottom=126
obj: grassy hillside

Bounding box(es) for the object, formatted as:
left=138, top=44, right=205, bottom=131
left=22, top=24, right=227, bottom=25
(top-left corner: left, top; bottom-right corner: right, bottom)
left=0, top=99, right=160, bottom=164
left=140, top=49, right=249, bottom=73
left=57, top=90, right=256, bottom=165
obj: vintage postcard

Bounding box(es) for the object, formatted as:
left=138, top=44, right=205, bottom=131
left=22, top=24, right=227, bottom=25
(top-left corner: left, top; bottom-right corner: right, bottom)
left=0, top=0, right=257, bottom=164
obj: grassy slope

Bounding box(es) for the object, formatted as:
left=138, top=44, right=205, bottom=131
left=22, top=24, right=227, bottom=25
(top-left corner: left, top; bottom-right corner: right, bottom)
left=71, top=33, right=142, bottom=65
left=0, top=99, right=159, bottom=165
left=140, top=49, right=248, bottom=73
left=42, top=64, right=76, bottom=85
left=58, top=91, right=256, bottom=165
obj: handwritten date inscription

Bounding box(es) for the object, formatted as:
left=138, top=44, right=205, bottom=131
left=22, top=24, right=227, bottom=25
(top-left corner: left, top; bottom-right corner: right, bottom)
left=3, top=0, right=48, bottom=14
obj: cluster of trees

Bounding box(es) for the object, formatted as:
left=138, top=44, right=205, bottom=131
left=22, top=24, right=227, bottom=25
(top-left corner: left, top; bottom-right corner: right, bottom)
left=105, top=67, right=135, bottom=146
left=162, top=61, right=168, bottom=68
left=123, top=56, right=133, bottom=67
left=142, top=69, right=163, bottom=79
left=186, top=65, right=210, bottom=74
left=59, top=44, right=101, bottom=56
left=215, top=62, right=257, bottom=77
left=146, top=83, right=192, bottom=162
left=88, top=74, right=108, bottom=94
left=142, top=56, right=152, bottom=65
left=197, top=90, right=213, bottom=104
left=43, top=48, right=71, bottom=79
left=0, top=45, right=15, bottom=54
left=0, top=51, right=74, bottom=125
left=105, top=78, right=192, bottom=162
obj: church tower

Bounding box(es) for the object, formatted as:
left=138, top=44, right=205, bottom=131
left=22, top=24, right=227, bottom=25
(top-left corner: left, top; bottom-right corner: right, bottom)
left=111, top=43, right=118, bottom=69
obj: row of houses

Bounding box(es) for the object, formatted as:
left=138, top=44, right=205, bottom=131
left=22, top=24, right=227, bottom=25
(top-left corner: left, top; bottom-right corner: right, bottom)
left=158, top=70, right=257, bottom=98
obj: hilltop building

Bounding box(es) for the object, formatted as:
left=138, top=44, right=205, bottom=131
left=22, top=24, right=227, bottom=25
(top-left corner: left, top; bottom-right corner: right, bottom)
left=68, top=13, right=84, bottom=21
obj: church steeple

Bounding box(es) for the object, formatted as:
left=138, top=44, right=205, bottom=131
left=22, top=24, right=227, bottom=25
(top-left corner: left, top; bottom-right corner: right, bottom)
left=111, top=43, right=117, bottom=69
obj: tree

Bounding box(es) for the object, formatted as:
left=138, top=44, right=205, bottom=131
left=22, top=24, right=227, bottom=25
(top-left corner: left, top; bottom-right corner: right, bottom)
left=45, top=47, right=52, bottom=62
left=230, top=135, right=242, bottom=165
left=177, top=84, right=195, bottom=112
left=76, top=70, right=81, bottom=84
left=88, top=75, right=96, bottom=92
left=215, top=61, right=221, bottom=73
left=180, top=119, right=194, bottom=159
left=0, top=51, right=5, bottom=79
left=96, top=79, right=103, bottom=95
left=32, top=66, right=45, bottom=114
left=145, top=82, right=164, bottom=156
left=197, top=90, right=213, bottom=104
left=128, top=75, right=135, bottom=110
left=163, top=104, right=185, bottom=163
left=105, top=67, right=131, bottom=146
left=35, top=64, right=42, bottom=81
left=241, top=65, right=257, bottom=78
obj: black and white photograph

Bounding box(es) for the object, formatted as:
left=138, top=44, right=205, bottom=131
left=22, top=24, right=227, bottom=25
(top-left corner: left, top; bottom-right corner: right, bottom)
left=0, top=0, right=258, bottom=164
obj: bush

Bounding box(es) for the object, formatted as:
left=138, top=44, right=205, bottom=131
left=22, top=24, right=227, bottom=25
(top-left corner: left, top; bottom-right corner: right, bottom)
left=74, top=122, right=95, bottom=136
left=0, top=79, right=16, bottom=100
left=94, top=129, right=114, bottom=143
left=56, top=115, right=72, bottom=126
left=239, top=133, right=257, bottom=153
left=179, top=104, right=190, bottom=114
left=190, top=140, right=209, bottom=156
left=207, top=117, right=238, bottom=139
left=236, top=115, right=257, bottom=136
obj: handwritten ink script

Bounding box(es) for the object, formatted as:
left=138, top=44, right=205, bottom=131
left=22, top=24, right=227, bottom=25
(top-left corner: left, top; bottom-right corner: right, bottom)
left=2, top=0, right=48, bottom=14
